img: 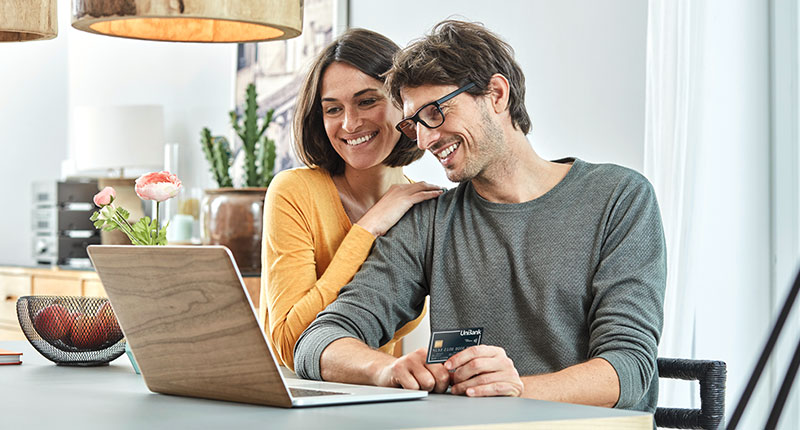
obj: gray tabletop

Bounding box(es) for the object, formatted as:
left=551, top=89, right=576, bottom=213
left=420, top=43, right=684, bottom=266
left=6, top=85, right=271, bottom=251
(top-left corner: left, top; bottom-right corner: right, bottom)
left=1, top=341, right=652, bottom=429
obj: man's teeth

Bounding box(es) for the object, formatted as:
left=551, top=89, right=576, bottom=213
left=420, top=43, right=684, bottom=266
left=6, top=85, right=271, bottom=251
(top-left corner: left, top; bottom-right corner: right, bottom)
left=346, top=132, right=376, bottom=146
left=437, top=143, right=459, bottom=159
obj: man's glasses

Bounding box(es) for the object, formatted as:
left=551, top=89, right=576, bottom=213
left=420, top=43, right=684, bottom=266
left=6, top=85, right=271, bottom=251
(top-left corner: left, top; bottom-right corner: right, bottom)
left=395, top=82, right=476, bottom=141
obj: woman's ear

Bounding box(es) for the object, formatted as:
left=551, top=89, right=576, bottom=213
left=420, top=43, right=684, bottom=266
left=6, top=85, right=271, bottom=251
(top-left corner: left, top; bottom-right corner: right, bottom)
left=486, top=74, right=511, bottom=114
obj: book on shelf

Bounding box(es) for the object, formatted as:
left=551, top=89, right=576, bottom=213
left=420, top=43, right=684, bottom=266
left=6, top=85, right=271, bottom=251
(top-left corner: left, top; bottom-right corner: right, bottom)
left=0, top=348, right=22, bottom=365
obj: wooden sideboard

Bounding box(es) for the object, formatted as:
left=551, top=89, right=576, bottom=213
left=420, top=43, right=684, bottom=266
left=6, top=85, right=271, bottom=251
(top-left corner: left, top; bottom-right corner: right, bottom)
left=0, top=266, right=261, bottom=340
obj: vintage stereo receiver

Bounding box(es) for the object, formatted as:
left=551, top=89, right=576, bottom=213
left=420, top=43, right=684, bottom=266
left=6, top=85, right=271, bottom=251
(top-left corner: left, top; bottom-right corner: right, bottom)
left=32, top=180, right=101, bottom=267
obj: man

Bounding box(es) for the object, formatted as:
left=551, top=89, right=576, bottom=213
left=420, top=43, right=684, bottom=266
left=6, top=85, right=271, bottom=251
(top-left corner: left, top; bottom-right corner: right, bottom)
left=294, top=20, right=666, bottom=413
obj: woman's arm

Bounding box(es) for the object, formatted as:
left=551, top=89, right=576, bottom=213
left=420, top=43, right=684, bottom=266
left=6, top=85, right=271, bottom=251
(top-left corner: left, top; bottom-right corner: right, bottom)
left=262, top=171, right=443, bottom=370
left=261, top=171, right=376, bottom=371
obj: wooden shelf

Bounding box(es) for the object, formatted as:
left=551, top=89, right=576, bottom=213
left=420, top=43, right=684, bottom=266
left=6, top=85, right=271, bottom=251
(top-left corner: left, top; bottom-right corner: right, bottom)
left=0, top=266, right=261, bottom=340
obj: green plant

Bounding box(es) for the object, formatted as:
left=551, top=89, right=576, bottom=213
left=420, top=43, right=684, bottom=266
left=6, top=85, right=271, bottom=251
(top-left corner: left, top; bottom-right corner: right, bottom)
left=201, top=83, right=276, bottom=188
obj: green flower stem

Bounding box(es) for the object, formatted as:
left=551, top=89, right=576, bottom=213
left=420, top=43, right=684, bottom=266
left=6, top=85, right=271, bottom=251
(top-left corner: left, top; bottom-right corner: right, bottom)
left=110, top=210, right=144, bottom=245
left=154, top=201, right=160, bottom=244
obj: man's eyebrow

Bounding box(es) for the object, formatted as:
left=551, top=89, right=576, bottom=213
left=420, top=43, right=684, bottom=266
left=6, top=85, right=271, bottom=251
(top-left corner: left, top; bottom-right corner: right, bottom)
left=321, top=88, right=380, bottom=102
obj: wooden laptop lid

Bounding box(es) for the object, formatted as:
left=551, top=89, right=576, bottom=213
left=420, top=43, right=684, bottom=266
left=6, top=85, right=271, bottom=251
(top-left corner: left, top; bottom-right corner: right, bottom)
left=87, top=245, right=292, bottom=407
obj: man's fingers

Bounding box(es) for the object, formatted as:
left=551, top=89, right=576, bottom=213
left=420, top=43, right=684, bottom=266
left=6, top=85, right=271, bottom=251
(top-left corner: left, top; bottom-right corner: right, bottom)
left=394, top=369, right=421, bottom=390
left=409, top=365, right=436, bottom=391
left=463, top=382, right=523, bottom=397
left=424, top=363, right=451, bottom=393
left=392, top=348, right=437, bottom=391
left=451, top=372, right=494, bottom=394
left=445, top=345, right=500, bottom=371
left=451, top=357, right=500, bottom=385
left=413, top=347, right=450, bottom=392
left=451, top=370, right=523, bottom=396
left=411, top=347, right=428, bottom=359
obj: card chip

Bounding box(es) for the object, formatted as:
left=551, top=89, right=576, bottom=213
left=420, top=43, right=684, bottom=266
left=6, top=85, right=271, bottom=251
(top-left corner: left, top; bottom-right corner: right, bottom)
left=427, top=327, right=483, bottom=364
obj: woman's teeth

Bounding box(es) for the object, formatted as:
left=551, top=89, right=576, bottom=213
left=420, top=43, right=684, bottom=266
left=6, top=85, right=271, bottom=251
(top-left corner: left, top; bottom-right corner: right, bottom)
left=345, top=132, right=377, bottom=146
left=437, top=142, right=459, bottom=159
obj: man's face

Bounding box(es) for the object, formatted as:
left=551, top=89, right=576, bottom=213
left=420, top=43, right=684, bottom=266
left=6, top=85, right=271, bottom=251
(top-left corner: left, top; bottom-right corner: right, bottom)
left=400, top=84, right=504, bottom=183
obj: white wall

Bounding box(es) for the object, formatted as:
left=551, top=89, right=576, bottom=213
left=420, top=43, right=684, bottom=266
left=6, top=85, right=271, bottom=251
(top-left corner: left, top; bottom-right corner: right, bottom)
left=350, top=0, right=649, bottom=354
left=0, top=1, right=69, bottom=266
left=66, top=12, right=236, bottom=196
left=0, top=0, right=235, bottom=265
left=0, top=3, right=647, bottom=269
left=351, top=0, right=648, bottom=189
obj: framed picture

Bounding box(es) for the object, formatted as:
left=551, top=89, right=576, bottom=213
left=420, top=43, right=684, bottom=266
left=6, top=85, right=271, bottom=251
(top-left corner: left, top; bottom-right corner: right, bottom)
left=233, top=0, right=349, bottom=176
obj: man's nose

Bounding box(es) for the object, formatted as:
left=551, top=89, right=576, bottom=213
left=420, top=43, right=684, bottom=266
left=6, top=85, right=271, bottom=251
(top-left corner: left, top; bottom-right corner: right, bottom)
left=342, top=108, right=363, bottom=133
left=416, top=123, right=440, bottom=151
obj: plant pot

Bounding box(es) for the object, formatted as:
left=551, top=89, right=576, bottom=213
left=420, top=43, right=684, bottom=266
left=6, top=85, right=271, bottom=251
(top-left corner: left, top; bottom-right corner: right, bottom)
left=200, top=188, right=267, bottom=275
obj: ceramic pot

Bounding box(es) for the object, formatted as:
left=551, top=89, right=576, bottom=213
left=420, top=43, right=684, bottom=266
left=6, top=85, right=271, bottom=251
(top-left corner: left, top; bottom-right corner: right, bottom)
left=200, top=188, right=267, bottom=275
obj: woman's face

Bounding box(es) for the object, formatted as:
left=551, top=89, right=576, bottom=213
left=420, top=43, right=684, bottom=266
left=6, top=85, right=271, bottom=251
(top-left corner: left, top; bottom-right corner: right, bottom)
left=320, top=62, right=403, bottom=172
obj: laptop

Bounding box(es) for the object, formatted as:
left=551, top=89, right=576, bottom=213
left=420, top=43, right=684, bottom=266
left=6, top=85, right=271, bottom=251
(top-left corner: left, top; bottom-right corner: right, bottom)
left=86, top=245, right=427, bottom=407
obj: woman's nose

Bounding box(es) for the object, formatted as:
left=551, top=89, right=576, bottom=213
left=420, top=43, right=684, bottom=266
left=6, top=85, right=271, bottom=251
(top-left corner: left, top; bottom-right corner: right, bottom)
left=342, top=108, right=363, bottom=133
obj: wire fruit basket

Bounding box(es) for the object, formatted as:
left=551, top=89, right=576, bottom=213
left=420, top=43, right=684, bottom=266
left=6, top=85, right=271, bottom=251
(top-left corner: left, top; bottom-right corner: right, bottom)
left=16, top=296, right=126, bottom=366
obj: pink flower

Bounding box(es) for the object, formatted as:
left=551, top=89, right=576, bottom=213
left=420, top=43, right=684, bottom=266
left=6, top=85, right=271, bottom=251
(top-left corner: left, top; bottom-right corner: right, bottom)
left=93, top=187, right=116, bottom=207
left=135, top=171, right=182, bottom=202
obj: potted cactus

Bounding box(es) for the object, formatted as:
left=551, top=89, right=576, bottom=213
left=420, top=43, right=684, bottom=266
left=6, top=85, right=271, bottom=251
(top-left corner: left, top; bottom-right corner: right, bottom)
left=200, top=83, right=276, bottom=274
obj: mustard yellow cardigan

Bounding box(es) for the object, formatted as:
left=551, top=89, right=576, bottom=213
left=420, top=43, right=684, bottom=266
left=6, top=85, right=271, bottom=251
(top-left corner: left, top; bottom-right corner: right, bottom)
left=259, top=167, right=425, bottom=371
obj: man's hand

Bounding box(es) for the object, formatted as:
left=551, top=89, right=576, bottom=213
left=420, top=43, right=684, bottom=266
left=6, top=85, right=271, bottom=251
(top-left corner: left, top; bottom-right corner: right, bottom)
left=375, top=347, right=450, bottom=393
left=446, top=345, right=524, bottom=397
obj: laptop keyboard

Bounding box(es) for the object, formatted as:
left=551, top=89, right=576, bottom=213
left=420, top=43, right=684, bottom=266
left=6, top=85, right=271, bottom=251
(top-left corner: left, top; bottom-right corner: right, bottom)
left=290, top=387, right=350, bottom=397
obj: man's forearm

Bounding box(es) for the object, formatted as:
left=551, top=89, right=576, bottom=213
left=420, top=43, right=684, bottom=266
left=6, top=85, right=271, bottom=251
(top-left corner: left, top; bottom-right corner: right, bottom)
left=319, top=337, right=396, bottom=385
left=520, top=358, right=620, bottom=407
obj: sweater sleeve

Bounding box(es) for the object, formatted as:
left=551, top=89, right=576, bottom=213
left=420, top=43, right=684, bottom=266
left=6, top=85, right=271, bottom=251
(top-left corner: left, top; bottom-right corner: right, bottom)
left=260, top=170, right=376, bottom=371
left=588, top=173, right=667, bottom=409
left=293, top=202, right=432, bottom=381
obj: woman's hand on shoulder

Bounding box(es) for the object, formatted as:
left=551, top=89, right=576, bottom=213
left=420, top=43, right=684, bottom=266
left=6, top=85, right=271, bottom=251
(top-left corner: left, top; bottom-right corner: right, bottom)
left=356, top=182, right=444, bottom=237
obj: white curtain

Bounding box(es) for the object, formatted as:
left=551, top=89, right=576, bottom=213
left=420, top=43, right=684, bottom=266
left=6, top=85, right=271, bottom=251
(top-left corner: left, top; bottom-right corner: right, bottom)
left=644, top=0, right=702, bottom=410
left=646, top=3, right=778, bottom=426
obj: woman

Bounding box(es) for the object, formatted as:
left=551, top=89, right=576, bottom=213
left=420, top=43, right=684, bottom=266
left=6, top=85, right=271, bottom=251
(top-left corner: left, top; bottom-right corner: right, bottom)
left=259, top=29, right=443, bottom=371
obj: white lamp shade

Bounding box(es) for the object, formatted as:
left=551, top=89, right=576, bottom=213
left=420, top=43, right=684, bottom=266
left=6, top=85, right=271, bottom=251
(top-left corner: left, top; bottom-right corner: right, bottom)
left=71, top=105, right=165, bottom=173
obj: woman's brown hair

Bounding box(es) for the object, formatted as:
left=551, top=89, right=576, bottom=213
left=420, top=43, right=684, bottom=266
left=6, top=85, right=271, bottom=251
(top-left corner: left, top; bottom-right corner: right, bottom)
left=293, top=29, right=423, bottom=174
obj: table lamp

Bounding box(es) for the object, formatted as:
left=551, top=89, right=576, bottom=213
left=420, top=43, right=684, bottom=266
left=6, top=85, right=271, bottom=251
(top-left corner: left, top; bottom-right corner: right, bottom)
left=71, top=105, right=165, bottom=177
left=70, top=105, right=165, bottom=244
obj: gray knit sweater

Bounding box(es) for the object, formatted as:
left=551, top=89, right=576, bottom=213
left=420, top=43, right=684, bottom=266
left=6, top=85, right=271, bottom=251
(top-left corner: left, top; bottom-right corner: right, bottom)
left=294, top=158, right=666, bottom=413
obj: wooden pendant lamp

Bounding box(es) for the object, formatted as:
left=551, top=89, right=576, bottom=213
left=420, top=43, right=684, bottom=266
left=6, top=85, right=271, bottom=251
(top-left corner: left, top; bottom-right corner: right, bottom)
left=71, top=0, right=303, bottom=43
left=0, top=0, right=58, bottom=42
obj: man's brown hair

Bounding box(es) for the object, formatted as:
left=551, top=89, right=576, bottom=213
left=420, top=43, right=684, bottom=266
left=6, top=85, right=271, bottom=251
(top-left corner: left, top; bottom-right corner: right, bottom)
left=293, top=29, right=423, bottom=175
left=386, top=20, right=531, bottom=134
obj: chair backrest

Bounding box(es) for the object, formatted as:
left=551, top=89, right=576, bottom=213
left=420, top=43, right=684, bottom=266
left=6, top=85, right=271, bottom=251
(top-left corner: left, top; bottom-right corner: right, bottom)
left=656, top=357, right=727, bottom=429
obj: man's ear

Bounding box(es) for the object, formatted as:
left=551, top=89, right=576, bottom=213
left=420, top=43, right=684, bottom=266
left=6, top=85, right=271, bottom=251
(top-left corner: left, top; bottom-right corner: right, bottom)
left=485, top=74, right=511, bottom=115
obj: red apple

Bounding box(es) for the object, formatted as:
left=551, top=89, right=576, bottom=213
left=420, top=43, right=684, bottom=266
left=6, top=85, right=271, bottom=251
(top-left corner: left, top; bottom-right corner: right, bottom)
left=33, top=304, right=69, bottom=340
left=61, top=311, right=80, bottom=341
left=70, top=314, right=105, bottom=349
left=95, top=302, right=123, bottom=343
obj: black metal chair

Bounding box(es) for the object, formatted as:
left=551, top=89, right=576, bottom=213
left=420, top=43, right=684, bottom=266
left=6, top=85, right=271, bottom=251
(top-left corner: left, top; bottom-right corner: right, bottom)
left=656, top=358, right=727, bottom=429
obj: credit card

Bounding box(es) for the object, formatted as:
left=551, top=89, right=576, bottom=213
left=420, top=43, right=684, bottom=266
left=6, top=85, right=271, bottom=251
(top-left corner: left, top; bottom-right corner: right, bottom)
left=426, top=327, right=483, bottom=364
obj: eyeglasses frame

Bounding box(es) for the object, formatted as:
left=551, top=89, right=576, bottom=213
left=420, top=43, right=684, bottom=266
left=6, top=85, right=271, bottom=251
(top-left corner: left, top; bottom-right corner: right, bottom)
left=395, top=82, right=477, bottom=140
